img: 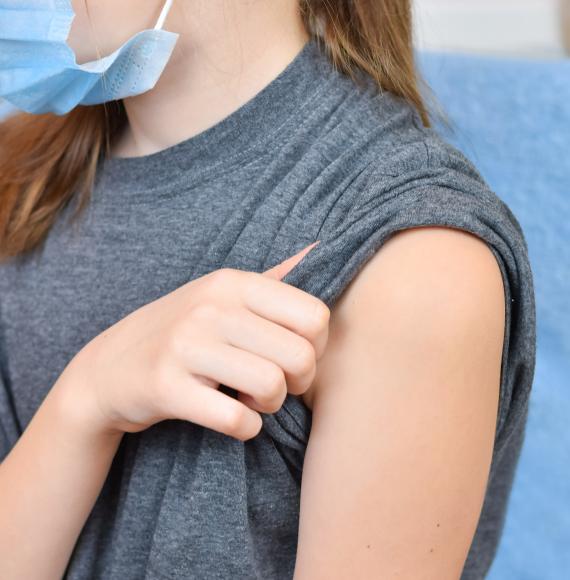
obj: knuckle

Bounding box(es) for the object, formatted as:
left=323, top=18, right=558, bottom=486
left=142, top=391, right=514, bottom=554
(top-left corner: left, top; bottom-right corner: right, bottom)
left=203, top=268, right=230, bottom=293
left=223, top=403, right=247, bottom=433
left=209, top=267, right=230, bottom=283
left=240, top=272, right=265, bottom=307
left=262, top=365, right=287, bottom=404
left=240, top=269, right=259, bottom=288
left=289, top=339, right=316, bottom=377
left=162, top=325, right=186, bottom=356
left=188, top=301, right=221, bottom=324
left=311, top=300, right=331, bottom=329
left=210, top=267, right=240, bottom=287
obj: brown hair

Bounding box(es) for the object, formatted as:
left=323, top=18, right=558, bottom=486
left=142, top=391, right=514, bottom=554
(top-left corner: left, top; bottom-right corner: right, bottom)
left=0, top=0, right=438, bottom=260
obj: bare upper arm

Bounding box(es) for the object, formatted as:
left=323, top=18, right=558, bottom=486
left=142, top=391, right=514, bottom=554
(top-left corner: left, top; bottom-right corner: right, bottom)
left=295, top=226, right=505, bottom=580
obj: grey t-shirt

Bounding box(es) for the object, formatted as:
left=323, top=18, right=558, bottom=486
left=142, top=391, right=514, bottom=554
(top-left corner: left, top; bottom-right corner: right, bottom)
left=0, top=37, right=536, bottom=579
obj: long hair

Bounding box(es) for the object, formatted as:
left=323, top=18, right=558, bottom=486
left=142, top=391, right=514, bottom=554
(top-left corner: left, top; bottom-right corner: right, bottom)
left=0, top=0, right=438, bottom=260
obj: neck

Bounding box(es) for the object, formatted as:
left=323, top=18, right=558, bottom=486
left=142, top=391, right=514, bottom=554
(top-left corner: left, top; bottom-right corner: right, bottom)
left=112, top=0, right=310, bottom=158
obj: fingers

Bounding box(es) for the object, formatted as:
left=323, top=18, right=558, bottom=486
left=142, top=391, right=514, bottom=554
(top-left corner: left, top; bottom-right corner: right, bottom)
left=185, top=341, right=289, bottom=414
left=240, top=272, right=330, bottom=360
left=137, top=245, right=329, bottom=440
left=221, top=307, right=317, bottom=396
left=166, top=372, right=263, bottom=441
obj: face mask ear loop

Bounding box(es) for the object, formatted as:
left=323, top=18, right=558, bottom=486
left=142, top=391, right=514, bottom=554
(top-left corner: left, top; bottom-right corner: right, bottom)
left=154, top=0, right=175, bottom=31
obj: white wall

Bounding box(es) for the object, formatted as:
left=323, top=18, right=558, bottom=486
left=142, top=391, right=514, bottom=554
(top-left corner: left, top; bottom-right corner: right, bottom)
left=413, top=0, right=567, bottom=58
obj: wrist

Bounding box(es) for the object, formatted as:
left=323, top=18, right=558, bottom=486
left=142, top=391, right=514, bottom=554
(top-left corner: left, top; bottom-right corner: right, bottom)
left=50, top=359, right=123, bottom=444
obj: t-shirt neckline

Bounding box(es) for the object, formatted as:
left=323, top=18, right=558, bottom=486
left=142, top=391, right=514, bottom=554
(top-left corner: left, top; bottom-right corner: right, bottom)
left=97, top=36, right=335, bottom=194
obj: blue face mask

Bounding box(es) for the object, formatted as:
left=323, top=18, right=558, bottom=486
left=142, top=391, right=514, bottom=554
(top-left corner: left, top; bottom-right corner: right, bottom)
left=0, top=0, right=179, bottom=115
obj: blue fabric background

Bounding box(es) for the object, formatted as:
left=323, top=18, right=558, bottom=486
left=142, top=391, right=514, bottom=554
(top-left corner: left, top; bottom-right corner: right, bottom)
left=0, top=98, right=15, bottom=118
left=418, top=51, right=570, bottom=579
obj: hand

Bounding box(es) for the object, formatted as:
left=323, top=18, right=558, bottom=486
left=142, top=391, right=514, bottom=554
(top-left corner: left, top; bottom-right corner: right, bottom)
left=58, top=242, right=329, bottom=442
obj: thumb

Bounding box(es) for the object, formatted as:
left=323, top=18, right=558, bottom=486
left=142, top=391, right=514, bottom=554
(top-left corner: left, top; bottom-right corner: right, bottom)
left=263, top=241, right=320, bottom=281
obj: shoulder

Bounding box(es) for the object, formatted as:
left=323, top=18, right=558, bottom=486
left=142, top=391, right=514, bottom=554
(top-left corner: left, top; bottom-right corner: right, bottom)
left=302, top=224, right=506, bottom=413
left=311, top=81, right=514, bottom=246
left=283, top=82, right=534, bottom=440
left=337, top=224, right=505, bottom=322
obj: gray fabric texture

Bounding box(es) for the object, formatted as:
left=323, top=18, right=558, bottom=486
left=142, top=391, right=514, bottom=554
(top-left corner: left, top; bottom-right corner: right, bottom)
left=0, top=37, right=536, bottom=579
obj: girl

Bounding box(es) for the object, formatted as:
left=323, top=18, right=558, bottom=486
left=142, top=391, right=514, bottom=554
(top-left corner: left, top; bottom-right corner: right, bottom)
left=0, top=1, right=536, bottom=579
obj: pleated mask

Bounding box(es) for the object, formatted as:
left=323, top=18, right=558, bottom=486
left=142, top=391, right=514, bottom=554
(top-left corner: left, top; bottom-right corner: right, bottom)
left=0, top=0, right=179, bottom=115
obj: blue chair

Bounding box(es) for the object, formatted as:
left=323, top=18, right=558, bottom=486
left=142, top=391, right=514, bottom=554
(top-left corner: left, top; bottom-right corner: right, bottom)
left=418, top=51, right=570, bottom=579
left=0, top=98, right=15, bottom=119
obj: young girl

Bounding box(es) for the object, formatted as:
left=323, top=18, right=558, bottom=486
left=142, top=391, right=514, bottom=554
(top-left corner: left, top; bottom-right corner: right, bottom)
left=0, top=1, right=536, bottom=579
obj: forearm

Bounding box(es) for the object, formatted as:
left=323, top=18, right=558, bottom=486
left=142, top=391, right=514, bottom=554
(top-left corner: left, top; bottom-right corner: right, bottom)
left=0, top=377, right=123, bottom=580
